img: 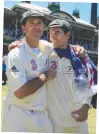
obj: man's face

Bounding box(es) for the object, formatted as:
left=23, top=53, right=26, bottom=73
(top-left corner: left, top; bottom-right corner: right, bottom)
left=50, top=27, right=69, bottom=48
left=22, top=17, right=44, bottom=40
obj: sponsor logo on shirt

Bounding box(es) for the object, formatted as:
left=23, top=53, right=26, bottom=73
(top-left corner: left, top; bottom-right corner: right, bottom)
left=66, top=66, right=73, bottom=74
left=30, top=59, right=37, bottom=71
left=11, top=66, right=19, bottom=72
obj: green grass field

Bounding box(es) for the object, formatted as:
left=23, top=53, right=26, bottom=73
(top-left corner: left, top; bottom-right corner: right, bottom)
left=1, top=85, right=96, bottom=134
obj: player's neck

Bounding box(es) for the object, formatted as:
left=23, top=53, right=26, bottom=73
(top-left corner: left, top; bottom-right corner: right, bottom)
left=54, top=41, right=68, bottom=49
left=62, top=41, right=69, bottom=49
left=26, top=37, right=39, bottom=48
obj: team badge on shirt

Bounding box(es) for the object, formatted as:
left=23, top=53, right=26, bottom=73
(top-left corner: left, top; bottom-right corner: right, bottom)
left=50, top=61, right=57, bottom=69
left=30, top=59, right=38, bottom=71
left=66, top=66, right=73, bottom=74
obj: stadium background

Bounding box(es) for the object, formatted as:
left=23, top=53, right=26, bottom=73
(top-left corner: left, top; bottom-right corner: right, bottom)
left=3, top=2, right=98, bottom=65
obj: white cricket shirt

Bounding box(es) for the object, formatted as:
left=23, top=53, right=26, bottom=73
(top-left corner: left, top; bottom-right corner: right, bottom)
left=5, top=38, right=53, bottom=110
left=46, top=51, right=92, bottom=127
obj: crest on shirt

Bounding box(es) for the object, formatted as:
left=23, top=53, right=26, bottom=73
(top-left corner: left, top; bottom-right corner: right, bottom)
left=66, top=66, right=73, bottom=74
left=30, top=59, right=37, bottom=71
left=50, top=61, right=57, bottom=69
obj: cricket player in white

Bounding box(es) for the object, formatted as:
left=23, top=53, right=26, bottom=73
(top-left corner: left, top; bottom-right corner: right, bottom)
left=46, top=19, right=97, bottom=133
left=2, top=9, right=56, bottom=132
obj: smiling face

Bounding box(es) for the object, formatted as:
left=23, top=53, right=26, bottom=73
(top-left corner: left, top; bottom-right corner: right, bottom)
left=22, top=17, right=45, bottom=41
left=49, top=27, right=71, bottom=49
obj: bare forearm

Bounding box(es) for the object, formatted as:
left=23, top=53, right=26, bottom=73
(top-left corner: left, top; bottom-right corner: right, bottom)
left=14, top=74, right=46, bottom=99
left=14, top=67, right=56, bottom=99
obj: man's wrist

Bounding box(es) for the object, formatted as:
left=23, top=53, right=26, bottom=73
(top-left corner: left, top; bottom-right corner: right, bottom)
left=39, top=73, right=47, bottom=83
left=83, top=96, right=93, bottom=109
left=82, top=104, right=90, bottom=109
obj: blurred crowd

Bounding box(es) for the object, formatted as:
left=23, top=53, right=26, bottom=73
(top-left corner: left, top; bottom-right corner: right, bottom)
left=3, top=28, right=98, bottom=52
left=2, top=55, right=7, bottom=85
left=4, top=28, right=24, bottom=40
left=74, top=39, right=98, bottom=52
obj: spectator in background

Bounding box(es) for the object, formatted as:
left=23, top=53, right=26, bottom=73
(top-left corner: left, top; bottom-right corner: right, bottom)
left=2, top=57, right=7, bottom=85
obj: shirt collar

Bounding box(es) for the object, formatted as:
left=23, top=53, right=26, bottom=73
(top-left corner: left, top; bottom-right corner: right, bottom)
left=54, top=44, right=71, bottom=59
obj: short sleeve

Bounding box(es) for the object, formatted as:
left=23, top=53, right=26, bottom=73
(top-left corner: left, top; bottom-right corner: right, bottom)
left=83, top=96, right=92, bottom=108
left=6, top=49, right=27, bottom=92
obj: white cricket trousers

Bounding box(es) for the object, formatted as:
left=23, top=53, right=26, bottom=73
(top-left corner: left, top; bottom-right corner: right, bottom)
left=2, top=104, right=53, bottom=132
left=53, top=121, right=89, bottom=133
